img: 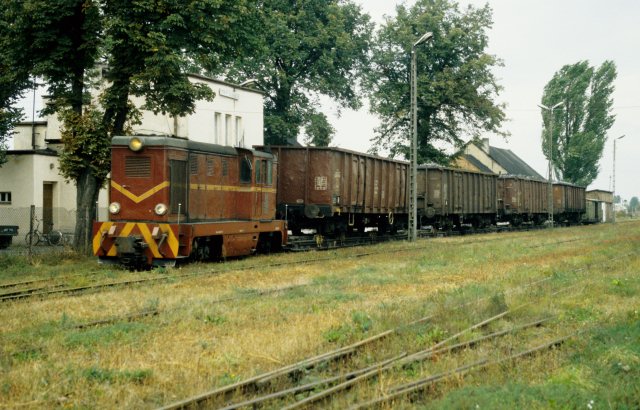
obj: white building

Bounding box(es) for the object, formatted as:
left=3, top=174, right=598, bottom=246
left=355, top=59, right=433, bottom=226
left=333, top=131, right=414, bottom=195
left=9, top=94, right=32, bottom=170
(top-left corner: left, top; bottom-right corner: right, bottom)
left=1, top=74, right=264, bottom=241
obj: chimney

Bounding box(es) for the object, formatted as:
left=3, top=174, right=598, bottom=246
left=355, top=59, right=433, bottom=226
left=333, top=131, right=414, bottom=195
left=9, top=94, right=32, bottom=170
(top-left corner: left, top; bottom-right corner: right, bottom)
left=482, top=138, right=490, bottom=153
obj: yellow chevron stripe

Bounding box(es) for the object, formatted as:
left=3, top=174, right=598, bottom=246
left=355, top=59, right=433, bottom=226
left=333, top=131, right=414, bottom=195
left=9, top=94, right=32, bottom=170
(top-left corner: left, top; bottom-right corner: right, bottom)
left=138, top=223, right=161, bottom=258
left=160, top=224, right=180, bottom=256
left=93, top=222, right=114, bottom=255
left=189, top=183, right=277, bottom=194
left=111, top=180, right=169, bottom=204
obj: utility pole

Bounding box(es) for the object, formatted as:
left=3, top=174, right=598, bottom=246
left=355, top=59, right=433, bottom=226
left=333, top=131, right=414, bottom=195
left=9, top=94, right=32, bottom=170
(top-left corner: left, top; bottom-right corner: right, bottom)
left=613, top=134, right=625, bottom=223
left=538, top=102, right=564, bottom=227
left=409, top=31, right=433, bottom=242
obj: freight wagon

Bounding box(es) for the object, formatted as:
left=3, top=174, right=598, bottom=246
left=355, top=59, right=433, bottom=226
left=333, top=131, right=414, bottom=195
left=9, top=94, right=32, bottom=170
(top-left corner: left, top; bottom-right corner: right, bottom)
left=552, top=182, right=587, bottom=225
left=497, top=175, right=549, bottom=225
left=416, top=166, right=497, bottom=229
left=258, top=146, right=408, bottom=235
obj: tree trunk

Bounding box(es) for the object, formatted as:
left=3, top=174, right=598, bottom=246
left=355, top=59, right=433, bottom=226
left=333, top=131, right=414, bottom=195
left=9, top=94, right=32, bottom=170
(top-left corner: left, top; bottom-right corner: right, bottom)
left=74, top=168, right=101, bottom=254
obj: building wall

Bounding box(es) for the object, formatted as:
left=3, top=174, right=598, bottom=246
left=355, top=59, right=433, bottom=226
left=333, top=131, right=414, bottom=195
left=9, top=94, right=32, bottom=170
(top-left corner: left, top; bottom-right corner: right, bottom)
left=23, top=76, right=264, bottom=149
left=464, top=144, right=507, bottom=175
left=128, top=78, right=263, bottom=148
left=12, top=123, right=48, bottom=150
left=0, top=153, right=109, bottom=242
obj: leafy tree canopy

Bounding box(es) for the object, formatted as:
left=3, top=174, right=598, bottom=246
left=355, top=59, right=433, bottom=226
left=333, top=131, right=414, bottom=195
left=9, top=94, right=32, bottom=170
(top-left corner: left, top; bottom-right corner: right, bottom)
left=629, top=196, right=638, bottom=214
left=303, top=111, right=335, bottom=147
left=365, top=0, right=506, bottom=163
left=213, top=0, right=373, bottom=145
left=1, top=0, right=255, bottom=249
left=540, top=60, right=616, bottom=186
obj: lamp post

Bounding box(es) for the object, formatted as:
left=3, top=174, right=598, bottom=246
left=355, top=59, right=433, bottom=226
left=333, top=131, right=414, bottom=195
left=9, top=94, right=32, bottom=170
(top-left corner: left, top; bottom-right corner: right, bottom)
left=613, top=134, right=625, bottom=223
left=409, top=31, right=433, bottom=242
left=538, top=102, right=564, bottom=227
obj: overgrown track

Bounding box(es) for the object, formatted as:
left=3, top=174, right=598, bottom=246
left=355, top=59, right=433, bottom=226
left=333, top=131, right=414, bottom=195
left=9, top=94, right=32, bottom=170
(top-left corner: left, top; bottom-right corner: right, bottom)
left=157, top=247, right=635, bottom=409
left=0, top=228, right=595, bottom=304
left=158, top=305, right=565, bottom=409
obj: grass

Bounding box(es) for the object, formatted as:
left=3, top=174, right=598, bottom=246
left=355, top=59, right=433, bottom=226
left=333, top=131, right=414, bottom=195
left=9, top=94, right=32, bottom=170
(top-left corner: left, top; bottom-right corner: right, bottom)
left=0, top=221, right=638, bottom=408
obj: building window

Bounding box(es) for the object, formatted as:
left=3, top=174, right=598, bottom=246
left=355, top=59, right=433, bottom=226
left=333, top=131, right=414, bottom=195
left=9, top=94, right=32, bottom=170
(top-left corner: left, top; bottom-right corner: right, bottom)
left=0, top=192, right=11, bottom=204
left=214, top=112, right=222, bottom=144
left=235, top=116, right=243, bottom=146
left=225, top=114, right=232, bottom=146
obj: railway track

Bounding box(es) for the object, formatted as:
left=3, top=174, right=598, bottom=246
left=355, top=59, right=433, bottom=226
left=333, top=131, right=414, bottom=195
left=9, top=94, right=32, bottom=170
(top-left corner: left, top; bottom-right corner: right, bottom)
left=156, top=247, right=635, bottom=409
left=0, top=228, right=596, bottom=303
left=158, top=310, right=564, bottom=409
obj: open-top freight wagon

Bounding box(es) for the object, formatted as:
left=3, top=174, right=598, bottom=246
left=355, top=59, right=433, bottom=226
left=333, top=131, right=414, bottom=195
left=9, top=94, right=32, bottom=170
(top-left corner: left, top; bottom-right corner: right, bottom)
left=258, top=146, right=408, bottom=235
left=416, top=165, right=498, bottom=229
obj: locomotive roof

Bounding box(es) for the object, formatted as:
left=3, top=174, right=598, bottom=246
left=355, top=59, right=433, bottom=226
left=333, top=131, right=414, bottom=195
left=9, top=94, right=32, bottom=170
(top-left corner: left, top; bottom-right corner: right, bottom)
left=112, top=135, right=273, bottom=158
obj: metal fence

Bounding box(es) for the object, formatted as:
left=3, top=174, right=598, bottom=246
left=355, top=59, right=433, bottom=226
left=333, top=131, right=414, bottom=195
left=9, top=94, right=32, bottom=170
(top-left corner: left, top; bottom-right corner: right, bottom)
left=0, top=206, right=108, bottom=251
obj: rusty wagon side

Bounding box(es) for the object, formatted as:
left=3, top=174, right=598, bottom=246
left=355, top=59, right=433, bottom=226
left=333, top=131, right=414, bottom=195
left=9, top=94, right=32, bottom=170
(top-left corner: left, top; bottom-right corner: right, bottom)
left=258, top=146, right=408, bottom=235
left=553, top=182, right=586, bottom=225
left=416, top=166, right=498, bottom=229
left=497, top=175, right=549, bottom=225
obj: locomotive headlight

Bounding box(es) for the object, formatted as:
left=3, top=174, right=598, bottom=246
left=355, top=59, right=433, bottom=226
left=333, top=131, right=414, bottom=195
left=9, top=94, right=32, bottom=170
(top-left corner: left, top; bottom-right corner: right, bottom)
left=154, top=203, right=168, bottom=216
left=108, top=202, right=121, bottom=215
left=129, top=137, right=144, bottom=152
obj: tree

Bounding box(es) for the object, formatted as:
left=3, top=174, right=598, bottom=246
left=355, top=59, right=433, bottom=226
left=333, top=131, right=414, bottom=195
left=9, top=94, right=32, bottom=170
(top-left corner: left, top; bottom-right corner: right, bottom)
left=303, top=112, right=335, bottom=147
left=540, top=61, right=616, bottom=186
left=2, top=0, right=255, bottom=250
left=365, top=0, right=506, bottom=163
left=629, top=196, right=639, bottom=215
left=0, top=2, right=41, bottom=165
left=214, top=0, right=373, bottom=145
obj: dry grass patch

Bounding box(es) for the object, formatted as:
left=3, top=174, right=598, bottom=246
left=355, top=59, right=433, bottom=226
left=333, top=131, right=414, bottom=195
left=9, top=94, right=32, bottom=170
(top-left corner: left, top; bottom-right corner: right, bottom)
left=0, top=221, right=638, bottom=408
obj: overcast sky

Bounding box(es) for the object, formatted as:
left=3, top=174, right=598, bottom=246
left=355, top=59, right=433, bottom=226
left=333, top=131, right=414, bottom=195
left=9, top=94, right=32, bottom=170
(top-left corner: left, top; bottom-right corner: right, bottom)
left=326, top=0, right=639, bottom=200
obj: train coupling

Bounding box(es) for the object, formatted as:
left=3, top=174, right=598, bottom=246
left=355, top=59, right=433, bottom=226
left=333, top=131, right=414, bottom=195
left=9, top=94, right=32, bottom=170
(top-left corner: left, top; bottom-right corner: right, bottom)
left=114, top=235, right=150, bottom=270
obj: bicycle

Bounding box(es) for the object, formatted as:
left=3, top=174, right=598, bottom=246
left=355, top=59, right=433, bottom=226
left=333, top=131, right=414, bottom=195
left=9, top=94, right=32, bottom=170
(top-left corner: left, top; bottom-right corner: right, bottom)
left=25, top=217, right=64, bottom=246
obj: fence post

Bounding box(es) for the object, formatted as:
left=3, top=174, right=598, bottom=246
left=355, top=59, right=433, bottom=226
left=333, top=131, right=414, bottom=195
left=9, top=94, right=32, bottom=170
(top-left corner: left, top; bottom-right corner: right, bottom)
left=28, top=205, right=35, bottom=263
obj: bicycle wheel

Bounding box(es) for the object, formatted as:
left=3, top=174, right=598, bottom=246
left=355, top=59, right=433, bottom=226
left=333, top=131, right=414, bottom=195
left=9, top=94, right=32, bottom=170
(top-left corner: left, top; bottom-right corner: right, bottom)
left=25, top=231, right=41, bottom=246
left=48, top=230, right=63, bottom=246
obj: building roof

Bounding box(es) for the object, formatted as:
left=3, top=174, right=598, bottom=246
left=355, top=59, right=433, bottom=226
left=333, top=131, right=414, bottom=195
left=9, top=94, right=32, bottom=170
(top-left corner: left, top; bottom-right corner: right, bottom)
left=461, top=154, right=493, bottom=173
left=488, top=146, right=545, bottom=179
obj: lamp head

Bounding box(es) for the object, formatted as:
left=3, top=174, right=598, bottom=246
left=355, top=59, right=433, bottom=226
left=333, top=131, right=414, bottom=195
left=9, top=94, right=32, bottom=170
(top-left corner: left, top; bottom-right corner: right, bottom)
left=414, top=32, right=433, bottom=47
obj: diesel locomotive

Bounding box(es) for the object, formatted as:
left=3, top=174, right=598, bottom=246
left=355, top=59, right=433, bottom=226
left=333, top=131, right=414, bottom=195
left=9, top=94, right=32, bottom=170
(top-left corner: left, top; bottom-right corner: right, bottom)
left=92, top=136, right=286, bottom=268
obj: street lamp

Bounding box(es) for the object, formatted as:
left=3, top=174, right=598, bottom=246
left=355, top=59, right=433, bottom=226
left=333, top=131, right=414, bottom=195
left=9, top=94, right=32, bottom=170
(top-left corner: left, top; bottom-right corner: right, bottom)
left=409, top=31, right=433, bottom=242
left=538, top=101, right=564, bottom=227
left=613, top=134, right=625, bottom=223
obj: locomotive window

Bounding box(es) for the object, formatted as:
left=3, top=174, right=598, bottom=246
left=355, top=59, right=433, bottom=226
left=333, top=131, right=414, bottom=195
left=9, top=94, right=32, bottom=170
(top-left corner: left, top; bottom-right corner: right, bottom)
left=255, top=160, right=262, bottom=184
left=125, top=156, right=151, bottom=177
left=190, top=157, right=199, bottom=175
left=240, top=156, right=252, bottom=183
left=206, top=157, right=214, bottom=176
left=266, top=160, right=273, bottom=185
left=170, top=160, right=187, bottom=214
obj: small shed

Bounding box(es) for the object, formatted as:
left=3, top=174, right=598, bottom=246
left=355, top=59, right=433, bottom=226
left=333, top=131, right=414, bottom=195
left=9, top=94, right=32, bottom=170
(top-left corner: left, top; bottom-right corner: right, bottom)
left=585, top=190, right=613, bottom=223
